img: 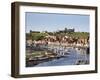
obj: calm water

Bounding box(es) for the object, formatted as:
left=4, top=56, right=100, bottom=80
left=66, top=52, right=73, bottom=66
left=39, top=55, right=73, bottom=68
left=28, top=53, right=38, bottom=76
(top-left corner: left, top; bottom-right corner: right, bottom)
left=26, top=46, right=89, bottom=67
left=36, top=48, right=89, bottom=67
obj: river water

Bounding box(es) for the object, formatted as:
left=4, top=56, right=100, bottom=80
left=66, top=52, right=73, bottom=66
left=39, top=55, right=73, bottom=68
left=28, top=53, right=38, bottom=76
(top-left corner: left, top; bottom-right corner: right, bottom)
left=35, top=48, right=89, bottom=67
left=26, top=46, right=89, bottom=67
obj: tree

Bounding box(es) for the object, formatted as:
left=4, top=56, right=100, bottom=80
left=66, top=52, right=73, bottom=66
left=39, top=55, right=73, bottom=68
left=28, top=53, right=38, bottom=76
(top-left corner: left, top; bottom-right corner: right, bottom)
left=31, top=33, right=48, bottom=41
left=64, top=28, right=67, bottom=33
left=26, top=33, right=32, bottom=40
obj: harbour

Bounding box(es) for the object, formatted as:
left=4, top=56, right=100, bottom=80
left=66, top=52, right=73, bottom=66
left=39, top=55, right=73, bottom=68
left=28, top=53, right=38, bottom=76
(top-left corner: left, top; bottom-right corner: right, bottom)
left=26, top=43, right=89, bottom=67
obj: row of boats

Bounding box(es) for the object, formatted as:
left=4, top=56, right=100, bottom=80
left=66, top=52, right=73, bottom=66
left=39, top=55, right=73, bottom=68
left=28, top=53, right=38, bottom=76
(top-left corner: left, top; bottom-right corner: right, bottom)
left=26, top=44, right=89, bottom=67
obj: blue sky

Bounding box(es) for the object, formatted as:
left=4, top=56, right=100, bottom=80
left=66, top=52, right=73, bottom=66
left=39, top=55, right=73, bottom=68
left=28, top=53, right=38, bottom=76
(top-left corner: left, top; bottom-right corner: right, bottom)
left=25, top=12, right=89, bottom=33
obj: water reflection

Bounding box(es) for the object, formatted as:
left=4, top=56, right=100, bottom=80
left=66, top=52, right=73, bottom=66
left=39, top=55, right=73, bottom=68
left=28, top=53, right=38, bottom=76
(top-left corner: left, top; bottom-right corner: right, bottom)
left=26, top=44, right=89, bottom=67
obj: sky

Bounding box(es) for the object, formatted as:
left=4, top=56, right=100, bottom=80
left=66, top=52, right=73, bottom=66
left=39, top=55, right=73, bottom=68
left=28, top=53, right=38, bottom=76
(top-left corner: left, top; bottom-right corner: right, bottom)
left=25, top=12, right=89, bottom=33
